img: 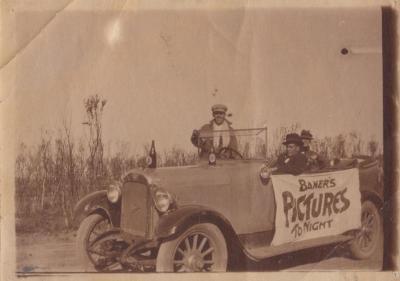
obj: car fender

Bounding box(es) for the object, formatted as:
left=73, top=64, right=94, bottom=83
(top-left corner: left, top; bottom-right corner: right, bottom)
left=361, top=189, right=384, bottom=211
left=73, top=190, right=120, bottom=227
left=154, top=205, right=246, bottom=256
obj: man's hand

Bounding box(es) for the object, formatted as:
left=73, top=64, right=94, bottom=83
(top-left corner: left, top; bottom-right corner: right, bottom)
left=191, top=129, right=200, bottom=146
left=260, top=164, right=273, bottom=183
left=264, top=168, right=273, bottom=178
left=192, top=129, right=199, bottom=138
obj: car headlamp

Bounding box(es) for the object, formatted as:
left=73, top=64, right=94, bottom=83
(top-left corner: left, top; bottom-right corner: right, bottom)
left=107, top=182, right=121, bottom=203
left=153, top=188, right=173, bottom=213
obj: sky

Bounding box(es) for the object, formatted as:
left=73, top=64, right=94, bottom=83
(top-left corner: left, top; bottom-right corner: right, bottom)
left=1, top=2, right=383, bottom=155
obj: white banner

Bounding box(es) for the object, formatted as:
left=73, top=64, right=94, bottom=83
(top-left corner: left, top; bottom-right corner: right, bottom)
left=271, top=168, right=361, bottom=246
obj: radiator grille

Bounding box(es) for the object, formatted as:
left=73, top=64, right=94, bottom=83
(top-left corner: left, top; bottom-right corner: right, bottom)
left=120, top=182, right=150, bottom=237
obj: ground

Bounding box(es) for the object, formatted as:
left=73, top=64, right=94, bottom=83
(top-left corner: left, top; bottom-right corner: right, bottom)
left=16, top=231, right=383, bottom=273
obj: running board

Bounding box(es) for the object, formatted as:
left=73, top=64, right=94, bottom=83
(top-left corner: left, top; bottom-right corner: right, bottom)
left=245, top=234, right=353, bottom=260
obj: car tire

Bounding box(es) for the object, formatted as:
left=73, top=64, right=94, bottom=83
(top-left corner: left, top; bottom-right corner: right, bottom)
left=76, top=213, right=111, bottom=271
left=156, top=223, right=228, bottom=272
left=349, top=200, right=382, bottom=260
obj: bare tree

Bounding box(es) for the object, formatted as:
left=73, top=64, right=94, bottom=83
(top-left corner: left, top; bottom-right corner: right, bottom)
left=83, top=95, right=107, bottom=190
left=63, top=119, right=78, bottom=202
left=39, top=131, right=52, bottom=210
left=368, top=140, right=378, bottom=158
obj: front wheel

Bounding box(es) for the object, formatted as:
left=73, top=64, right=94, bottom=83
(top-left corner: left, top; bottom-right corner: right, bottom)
left=156, top=223, right=228, bottom=272
left=349, top=200, right=382, bottom=259
left=75, top=213, right=112, bottom=271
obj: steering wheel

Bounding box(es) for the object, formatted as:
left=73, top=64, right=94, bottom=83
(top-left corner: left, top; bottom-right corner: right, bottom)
left=216, top=147, right=243, bottom=160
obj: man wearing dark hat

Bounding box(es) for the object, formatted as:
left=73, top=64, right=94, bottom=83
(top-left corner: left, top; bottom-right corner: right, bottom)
left=268, top=133, right=307, bottom=175
left=191, top=104, right=238, bottom=159
left=301, top=129, right=326, bottom=171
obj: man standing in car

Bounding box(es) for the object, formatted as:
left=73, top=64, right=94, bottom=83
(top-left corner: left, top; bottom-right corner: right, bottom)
left=191, top=104, right=238, bottom=158
left=268, top=133, right=307, bottom=175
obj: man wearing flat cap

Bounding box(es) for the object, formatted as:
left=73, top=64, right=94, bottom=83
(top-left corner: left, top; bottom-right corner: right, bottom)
left=191, top=104, right=238, bottom=159
left=301, top=129, right=326, bottom=171
left=268, top=133, right=307, bottom=175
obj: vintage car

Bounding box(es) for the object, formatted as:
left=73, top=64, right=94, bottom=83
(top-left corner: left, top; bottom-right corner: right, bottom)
left=73, top=128, right=383, bottom=272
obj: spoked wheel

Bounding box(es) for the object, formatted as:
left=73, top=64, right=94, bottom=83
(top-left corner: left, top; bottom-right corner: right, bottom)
left=76, top=214, right=113, bottom=271
left=156, top=223, right=228, bottom=272
left=349, top=200, right=382, bottom=259
left=87, top=230, right=131, bottom=272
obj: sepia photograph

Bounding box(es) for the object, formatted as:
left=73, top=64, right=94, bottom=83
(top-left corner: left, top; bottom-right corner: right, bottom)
left=0, top=0, right=398, bottom=279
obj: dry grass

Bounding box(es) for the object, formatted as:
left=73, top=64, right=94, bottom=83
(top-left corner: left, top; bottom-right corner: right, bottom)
left=15, top=123, right=380, bottom=233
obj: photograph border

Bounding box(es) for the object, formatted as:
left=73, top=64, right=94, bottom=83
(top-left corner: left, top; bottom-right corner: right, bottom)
left=1, top=1, right=399, bottom=280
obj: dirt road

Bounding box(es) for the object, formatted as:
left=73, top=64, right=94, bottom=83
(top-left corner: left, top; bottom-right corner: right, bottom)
left=16, top=232, right=383, bottom=274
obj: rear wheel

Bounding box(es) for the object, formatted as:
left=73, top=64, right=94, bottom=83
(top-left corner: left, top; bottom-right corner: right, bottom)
left=349, top=200, right=382, bottom=259
left=76, top=214, right=112, bottom=271
left=156, top=223, right=228, bottom=272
